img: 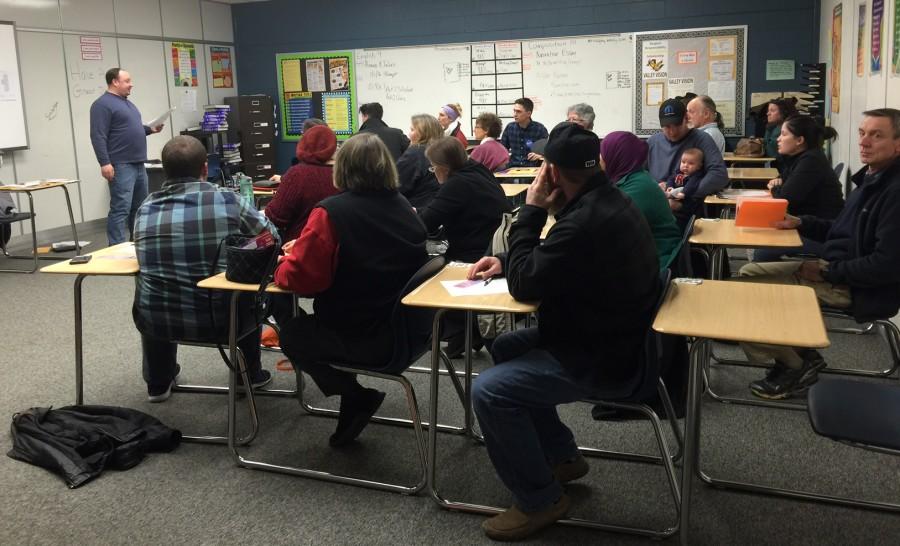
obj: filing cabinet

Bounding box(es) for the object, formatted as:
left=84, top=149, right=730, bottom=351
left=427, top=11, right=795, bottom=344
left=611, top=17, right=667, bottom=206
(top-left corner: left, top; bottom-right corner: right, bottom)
left=225, top=95, right=277, bottom=181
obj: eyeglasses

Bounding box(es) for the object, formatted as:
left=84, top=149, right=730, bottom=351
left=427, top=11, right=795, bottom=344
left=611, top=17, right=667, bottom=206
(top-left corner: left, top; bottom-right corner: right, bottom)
left=428, top=166, right=436, bottom=173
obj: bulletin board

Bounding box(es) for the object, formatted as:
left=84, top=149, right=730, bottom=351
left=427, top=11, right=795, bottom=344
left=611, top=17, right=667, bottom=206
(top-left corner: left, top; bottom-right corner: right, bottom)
left=633, top=26, right=747, bottom=136
left=276, top=50, right=357, bottom=141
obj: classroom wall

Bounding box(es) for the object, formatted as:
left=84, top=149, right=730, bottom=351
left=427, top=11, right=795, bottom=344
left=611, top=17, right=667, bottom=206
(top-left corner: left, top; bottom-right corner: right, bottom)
left=0, top=0, right=238, bottom=236
left=819, top=0, right=898, bottom=176
left=232, top=0, right=823, bottom=173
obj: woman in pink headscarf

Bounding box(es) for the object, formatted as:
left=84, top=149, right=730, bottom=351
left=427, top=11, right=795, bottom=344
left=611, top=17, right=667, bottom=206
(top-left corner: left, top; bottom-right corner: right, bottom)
left=601, top=130, right=681, bottom=270
left=436, top=103, right=469, bottom=149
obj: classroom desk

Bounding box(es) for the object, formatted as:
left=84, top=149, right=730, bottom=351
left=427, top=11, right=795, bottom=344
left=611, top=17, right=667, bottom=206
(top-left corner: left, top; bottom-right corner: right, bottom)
left=703, top=189, right=771, bottom=206
left=723, top=152, right=775, bottom=165
left=689, top=218, right=801, bottom=279
left=0, top=179, right=81, bottom=273
left=494, top=167, right=539, bottom=180
left=500, top=183, right=528, bottom=197
left=41, top=243, right=138, bottom=404
left=401, top=263, right=542, bottom=516
left=727, top=167, right=778, bottom=182
left=652, top=279, right=829, bottom=545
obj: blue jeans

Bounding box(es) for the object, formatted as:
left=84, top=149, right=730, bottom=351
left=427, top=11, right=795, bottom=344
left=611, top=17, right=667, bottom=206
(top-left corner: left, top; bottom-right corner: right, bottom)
left=472, top=327, right=593, bottom=512
left=751, top=236, right=825, bottom=263
left=107, top=162, right=148, bottom=245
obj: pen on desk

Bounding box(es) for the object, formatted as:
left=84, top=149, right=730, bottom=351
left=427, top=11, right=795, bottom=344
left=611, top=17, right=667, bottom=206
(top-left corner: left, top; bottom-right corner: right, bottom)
left=483, top=276, right=493, bottom=286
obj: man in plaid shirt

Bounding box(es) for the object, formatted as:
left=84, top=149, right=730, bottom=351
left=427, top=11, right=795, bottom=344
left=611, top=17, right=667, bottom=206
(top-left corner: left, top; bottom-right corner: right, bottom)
left=500, top=98, right=549, bottom=167
left=132, top=135, right=278, bottom=402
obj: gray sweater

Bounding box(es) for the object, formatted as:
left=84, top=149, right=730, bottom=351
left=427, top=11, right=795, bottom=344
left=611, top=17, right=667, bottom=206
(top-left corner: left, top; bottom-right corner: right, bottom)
left=647, top=128, right=728, bottom=199
left=89, top=91, right=151, bottom=165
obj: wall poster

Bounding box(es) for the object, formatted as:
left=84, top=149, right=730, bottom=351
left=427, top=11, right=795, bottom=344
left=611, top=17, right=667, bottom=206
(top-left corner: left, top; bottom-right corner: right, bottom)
left=276, top=51, right=357, bottom=141
left=210, top=46, right=233, bottom=88
left=831, top=3, right=842, bottom=113
left=871, top=0, right=884, bottom=74
left=858, top=3, right=867, bottom=77
left=171, top=42, right=198, bottom=87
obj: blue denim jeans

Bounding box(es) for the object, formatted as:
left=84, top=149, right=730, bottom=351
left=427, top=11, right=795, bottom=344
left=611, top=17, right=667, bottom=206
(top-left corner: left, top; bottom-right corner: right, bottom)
left=751, top=236, right=824, bottom=263
left=107, top=162, right=148, bottom=245
left=472, top=327, right=593, bottom=512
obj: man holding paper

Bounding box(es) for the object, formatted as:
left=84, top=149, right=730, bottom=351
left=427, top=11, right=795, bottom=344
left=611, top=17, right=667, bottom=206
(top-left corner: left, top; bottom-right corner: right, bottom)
left=90, top=68, right=166, bottom=244
left=466, top=123, right=659, bottom=540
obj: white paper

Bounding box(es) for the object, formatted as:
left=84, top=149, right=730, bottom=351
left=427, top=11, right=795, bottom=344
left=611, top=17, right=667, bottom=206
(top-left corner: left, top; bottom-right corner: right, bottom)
left=146, top=107, right=175, bottom=128
left=707, top=80, right=736, bottom=101
left=180, top=89, right=197, bottom=112
left=709, top=37, right=736, bottom=57
left=719, top=189, right=771, bottom=199
left=668, top=77, right=695, bottom=98
left=306, top=59, right=326, bottom=92
left=709, top=60, right=735, bottom=81
left=441, top=278, right=510, bottom=297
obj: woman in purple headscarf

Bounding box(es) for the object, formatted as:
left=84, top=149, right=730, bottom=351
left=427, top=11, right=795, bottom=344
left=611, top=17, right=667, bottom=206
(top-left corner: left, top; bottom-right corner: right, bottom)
left=437, top=103, right=469, bottom=149
left=601, top=131, right=682, bottom=269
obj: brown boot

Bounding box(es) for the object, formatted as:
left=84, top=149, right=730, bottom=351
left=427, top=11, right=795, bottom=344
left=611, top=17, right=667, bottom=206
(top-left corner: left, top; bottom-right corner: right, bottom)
left=552, top=454, right=589, bottom=483
left=481, top=494, right=570, bottom=541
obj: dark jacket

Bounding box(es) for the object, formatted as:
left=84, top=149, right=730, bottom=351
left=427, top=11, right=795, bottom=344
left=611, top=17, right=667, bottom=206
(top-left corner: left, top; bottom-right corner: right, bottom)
left=773, top=148, right=844, bottom=218
left=800, top=158, right=900, bottom=322
left=397, top=145, right=440, bottom=208
left=315, top=190, right=428, bottom=335
left=358, top=118, right=410, bottom=161
left=8, top=405, right=181, bottom=488
left=501, top=172, right=659, bottom=387
left=418, top=160, right=511, bottom=262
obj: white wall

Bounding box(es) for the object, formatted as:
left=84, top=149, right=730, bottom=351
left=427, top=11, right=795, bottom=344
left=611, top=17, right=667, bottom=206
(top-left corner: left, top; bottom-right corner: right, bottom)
left=820, top=0, right=897, bottom=176
left=0, top=0, right=238, bottom=235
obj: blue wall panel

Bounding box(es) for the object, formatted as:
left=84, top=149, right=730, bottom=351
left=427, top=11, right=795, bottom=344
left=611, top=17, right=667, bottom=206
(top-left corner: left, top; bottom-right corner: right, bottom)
left=232, top=0, right=819, bottom=171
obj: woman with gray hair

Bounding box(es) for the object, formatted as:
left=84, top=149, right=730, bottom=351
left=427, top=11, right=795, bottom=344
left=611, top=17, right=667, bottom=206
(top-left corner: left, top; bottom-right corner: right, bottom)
left=566, top=103, right=596, bottom=130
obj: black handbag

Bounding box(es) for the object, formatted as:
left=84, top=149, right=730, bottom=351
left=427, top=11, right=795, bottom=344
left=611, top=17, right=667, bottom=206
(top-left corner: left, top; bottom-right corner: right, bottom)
left=222, top=233, right=277, bottom=283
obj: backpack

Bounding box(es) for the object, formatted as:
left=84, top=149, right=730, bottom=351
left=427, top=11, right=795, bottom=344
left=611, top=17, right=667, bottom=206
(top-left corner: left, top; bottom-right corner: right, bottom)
left=734, top=137, right=765, bottom=157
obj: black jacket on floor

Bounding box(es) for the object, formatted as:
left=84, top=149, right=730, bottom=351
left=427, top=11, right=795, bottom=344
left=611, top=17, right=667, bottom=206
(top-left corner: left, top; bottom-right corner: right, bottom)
left=8, top=405, right=181, bottom=488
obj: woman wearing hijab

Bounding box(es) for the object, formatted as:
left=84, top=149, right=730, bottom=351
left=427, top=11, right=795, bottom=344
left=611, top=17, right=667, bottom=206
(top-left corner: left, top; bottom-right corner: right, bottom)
left=601, top=131, right=682, bottom=269
left=265, top=125, right=339, bottom=241
left=437, top=103, right=469, bottom=149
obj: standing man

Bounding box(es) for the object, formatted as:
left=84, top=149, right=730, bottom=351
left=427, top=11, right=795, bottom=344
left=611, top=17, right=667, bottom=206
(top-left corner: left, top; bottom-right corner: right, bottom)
left=686, top=95, right=726, bottom=154
left=90, top=68, right=164, bottom=245
left=500, top=98, right=548, bottom=167
left=648, top=98, right=728, bottom=226
left=357, top=102, right=409, bottom=161
left=467, top=123, right=659, bottom=540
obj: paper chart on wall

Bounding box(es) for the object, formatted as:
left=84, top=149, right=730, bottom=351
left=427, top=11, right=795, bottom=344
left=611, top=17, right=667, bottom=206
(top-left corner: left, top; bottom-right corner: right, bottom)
left=305, top=59, right=326, bottom=92
left=668, top=77, right=694, bottom=98
left=707, top=80, right=735, bottom=102
left=708, top=36, right=736, bottom=57
left=709, top=59, right=735, bottom=81
left=642, top=40, right=668, bottom=78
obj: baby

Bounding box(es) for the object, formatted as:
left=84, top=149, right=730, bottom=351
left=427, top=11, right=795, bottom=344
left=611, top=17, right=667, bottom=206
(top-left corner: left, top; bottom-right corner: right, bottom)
left=663, top=147, right=704, bottom=202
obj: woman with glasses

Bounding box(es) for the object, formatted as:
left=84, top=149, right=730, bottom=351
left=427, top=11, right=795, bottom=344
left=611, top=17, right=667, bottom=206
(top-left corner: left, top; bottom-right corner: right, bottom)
left=470, top=112, right=509, bottom=172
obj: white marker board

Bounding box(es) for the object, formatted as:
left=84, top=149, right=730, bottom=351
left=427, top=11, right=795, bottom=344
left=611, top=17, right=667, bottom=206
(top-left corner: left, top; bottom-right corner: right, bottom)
left=0, top=21, right=28, bottom=150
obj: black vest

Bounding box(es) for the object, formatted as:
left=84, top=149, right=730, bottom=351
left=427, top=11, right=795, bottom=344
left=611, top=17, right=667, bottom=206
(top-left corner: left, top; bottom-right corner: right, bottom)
left=315, top=190, right=428, bottom=334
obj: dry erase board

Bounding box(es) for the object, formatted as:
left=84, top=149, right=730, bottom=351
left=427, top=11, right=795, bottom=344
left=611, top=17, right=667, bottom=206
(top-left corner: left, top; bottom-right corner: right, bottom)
left=0, top=21, right=28, bottom=150
left=276, top=50, right=357, bottom=141
left=634, top=26, right=747, bottom=136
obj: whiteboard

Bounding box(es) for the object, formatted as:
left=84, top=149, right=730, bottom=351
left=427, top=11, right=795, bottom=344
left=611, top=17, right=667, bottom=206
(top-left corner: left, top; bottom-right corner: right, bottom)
left=522, top=34, right=633, bottom=136
left=356, top=45, right=473, bottom=135
left=0, top=21, right=28, bottom=150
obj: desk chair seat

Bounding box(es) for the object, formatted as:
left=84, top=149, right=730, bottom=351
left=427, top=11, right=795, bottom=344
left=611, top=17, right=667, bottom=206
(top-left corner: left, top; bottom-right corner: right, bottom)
left=0, top=211, right=39, bottom=273
left=231, top=256, right=448, bottom=495
left=808, top=378, right=900, bottom=452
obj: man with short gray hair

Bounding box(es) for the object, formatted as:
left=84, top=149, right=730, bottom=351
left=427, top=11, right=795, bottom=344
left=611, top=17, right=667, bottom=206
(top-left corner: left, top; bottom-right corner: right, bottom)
left=686, top=95, right=726, bottom=154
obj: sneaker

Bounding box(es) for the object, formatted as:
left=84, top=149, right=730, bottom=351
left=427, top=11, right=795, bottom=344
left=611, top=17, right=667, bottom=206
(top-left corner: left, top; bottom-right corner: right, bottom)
left=329, top=388, right=386, bottom=447
left=749, top=355, right=825, bottom=400
left=236, top=369, right=273, bottom=389
left=796, top=349, right=827, bottom=388
left=481, top=494, right=570, bottom=541
left=147, top=364, right=181, bottom=403
left=552, top=454, right=589, bottom=484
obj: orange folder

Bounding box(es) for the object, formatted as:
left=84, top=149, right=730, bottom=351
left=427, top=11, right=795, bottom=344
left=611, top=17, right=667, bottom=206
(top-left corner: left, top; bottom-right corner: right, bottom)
left=734, top=197, right=788, bottom=228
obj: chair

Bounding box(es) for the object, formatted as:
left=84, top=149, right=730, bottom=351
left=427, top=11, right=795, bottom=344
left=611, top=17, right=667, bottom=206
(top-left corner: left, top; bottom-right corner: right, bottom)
left=574, top=269, right=683, bottom=538
left=229, top=255, right=448, bottom=494
left=0, top=210, right=39, bottom=273
left=663, top=214, right=695, bottom=277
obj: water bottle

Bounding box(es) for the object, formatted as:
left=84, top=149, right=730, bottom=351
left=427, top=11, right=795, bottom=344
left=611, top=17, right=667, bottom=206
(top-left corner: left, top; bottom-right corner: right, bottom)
left=238, top=173, right=254, bottom=206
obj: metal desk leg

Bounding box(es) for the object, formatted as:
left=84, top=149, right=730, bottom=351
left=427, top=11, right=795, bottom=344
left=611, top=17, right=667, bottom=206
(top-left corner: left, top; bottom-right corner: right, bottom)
left=679, top=338, right=709, bottom=546
left=60, top=185, right=81, bottom=254
left=74, top=274, right=86, bottom=405
left=464, top=310, right=475, bottom=436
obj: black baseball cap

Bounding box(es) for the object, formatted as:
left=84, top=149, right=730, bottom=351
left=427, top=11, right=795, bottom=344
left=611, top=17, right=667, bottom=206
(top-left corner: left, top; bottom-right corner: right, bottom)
left=659, top=98, right=687, bottom=126
left=543, top=122, right=600, bottom=169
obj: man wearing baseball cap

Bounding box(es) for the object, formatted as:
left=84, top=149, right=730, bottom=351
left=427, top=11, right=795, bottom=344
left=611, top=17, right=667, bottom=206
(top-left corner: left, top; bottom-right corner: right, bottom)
left=466, top=122, right=659, bottom=540
left=648, top=98, right=728, bottom=227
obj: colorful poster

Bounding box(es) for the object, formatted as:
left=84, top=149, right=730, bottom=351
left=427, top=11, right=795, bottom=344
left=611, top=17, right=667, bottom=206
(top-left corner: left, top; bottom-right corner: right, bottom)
left=892, top=0, right=900, bottom=76
left=171, top=42, right=197, bottom=87
left=305, top=59, right=326, bottom=92
left=328, top=58, right=349, bottom=90
left=858, top=4, right=867, bottom=77
left=832, top=4, right=842, bottom=113
left=642, top=40, right=668, bottom=78
left=871, top=0, right=883, bottom=74
left=275, top=51, right=356, bottom=141
left=210, top=46, right=233, bottom=88
left=322, top=92, right=351, bottom=133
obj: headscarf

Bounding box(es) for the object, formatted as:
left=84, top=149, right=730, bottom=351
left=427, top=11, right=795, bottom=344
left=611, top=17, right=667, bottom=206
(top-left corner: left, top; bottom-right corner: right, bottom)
left=295, top=125, right=337, bottom=165
left=599, top=131, right=648, bottom=183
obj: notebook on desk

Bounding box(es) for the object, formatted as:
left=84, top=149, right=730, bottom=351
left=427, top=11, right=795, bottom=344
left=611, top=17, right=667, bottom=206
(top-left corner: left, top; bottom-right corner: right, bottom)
left=734, top=198, right=788, bottom=228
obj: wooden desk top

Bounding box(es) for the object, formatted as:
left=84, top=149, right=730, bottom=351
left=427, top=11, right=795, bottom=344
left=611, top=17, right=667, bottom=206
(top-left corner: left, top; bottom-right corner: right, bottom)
left=653, top=279, right=829, bottom=348
left=724, top=152, right=775, bottom=164
left=253, top=188, right=276, bottom=196
left=727, top=167, right=778, bottom=181
left=495, top=167, right=539, bottom=179
left=402, top=263, right=538, bottom=313
left=0, top=179, right=79, bottom=192
left=41, top=242, right=138, bottom=275
left=501, top=183, right=528, bottom=197
left=689, top=218, right=801, bottom=248
left=704, top=189, right=771, bottom=206
left=197, top=272, right=290, bottom=293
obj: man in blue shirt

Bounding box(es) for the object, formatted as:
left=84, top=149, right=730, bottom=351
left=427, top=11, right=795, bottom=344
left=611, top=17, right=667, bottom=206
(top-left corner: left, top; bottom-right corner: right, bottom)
left=500, top=98, right=548, bottom=167
left=90, top=68, right=164, bottom=245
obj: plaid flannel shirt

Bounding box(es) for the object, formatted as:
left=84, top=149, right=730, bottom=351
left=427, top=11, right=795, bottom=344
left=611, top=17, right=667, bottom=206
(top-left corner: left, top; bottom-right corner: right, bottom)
left=500, top=120, right=548, bottom=167
left=132, top=179, right=277, bottom=341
